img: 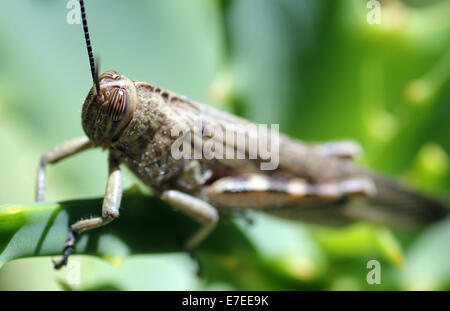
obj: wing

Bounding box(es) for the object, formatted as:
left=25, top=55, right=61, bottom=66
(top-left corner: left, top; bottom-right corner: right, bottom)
left=148, top=83, right=359, bottom=179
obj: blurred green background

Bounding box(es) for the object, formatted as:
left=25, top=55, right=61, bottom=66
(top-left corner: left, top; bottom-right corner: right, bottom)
left=0, top=0, right=449, bottom=290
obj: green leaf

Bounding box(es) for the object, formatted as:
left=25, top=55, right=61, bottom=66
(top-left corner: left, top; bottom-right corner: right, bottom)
left=402, top=218, right=450, bottom=290
left=0, top=187, right=331, bottom=290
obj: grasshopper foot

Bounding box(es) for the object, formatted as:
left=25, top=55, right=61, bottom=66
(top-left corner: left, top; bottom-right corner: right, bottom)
left=53, top=231, right=78, bottom=270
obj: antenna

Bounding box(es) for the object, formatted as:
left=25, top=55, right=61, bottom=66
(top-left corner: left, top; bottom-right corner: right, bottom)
left=79, top=0, right=100, bottom=96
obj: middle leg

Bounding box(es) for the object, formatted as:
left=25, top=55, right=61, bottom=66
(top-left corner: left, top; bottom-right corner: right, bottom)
left=161, top=190, right=219, bottom=250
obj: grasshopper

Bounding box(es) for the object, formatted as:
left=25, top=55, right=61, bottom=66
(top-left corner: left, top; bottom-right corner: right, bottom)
left=37, top=0, right=448, bottom=269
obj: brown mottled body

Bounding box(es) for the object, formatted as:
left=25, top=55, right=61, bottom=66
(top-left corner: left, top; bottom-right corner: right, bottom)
left=86, top=73, right=447, bottom=226
left=104, top=77, right=362, bottom=195
left=35, top=1, right=448, bottom=270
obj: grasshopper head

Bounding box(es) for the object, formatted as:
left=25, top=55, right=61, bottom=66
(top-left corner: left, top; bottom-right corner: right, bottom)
left=82, top=70, right=137, bottom=147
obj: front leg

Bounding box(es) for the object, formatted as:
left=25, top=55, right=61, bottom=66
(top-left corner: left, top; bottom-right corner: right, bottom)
left=53, top=154, right=123, bottom=269
left=161, top=190, right=218, bottom=250
left=36, top=137, right=93, bottom=202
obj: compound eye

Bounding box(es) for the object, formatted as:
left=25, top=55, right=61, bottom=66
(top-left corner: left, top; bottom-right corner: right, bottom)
left=100, top=70, right=120, bottom=81
left=104, top=87, right=129, bottom=121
